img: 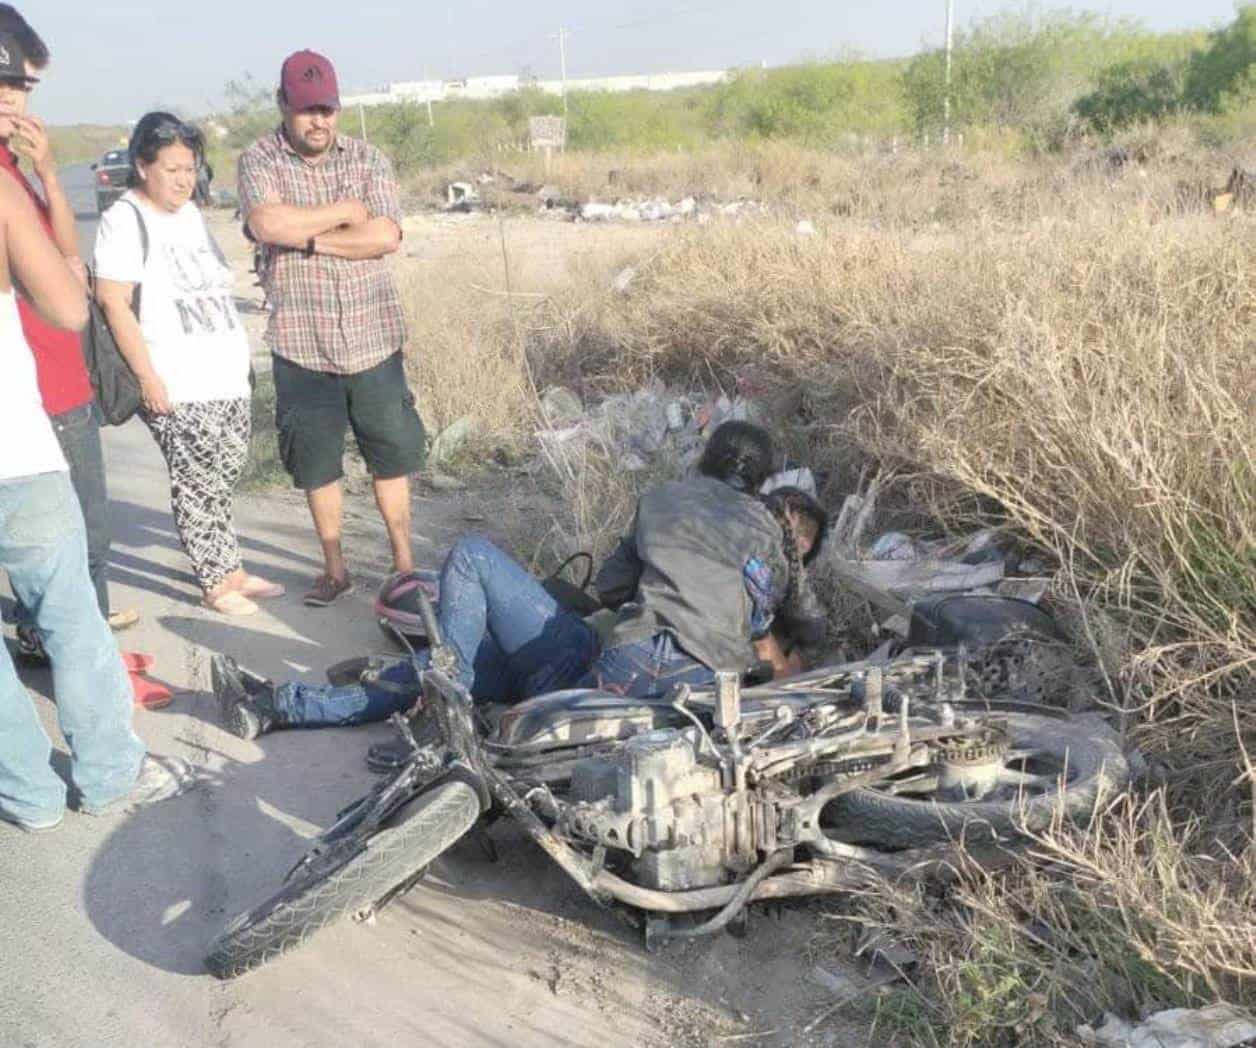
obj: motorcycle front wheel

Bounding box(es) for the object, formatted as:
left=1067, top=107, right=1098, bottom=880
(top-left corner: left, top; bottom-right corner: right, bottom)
left=205, top=779, right=480, bottom=979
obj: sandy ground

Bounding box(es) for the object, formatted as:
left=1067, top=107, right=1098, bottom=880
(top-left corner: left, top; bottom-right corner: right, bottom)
left=1, top=177, right=870, bottom=1047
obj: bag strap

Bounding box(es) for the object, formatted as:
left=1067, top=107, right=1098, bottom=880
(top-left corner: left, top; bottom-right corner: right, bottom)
left=119, top=198, right=150, bottom=266
left=551, top=552, right=595, bottom=592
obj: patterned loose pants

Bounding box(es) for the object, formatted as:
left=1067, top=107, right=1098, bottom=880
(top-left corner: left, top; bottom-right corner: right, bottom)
left=144, top=398, right=251, bottom=593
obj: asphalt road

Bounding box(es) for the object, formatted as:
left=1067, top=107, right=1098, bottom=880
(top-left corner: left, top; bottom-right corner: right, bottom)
left=0, top=167, right=678, bottom=1048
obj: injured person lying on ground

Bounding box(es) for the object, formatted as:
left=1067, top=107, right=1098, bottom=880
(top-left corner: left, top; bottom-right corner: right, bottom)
left=212, top=421, right=830, bottom=768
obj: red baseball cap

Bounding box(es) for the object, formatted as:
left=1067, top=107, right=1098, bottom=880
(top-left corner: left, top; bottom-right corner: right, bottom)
left=280, top=50, right=340, bottom=111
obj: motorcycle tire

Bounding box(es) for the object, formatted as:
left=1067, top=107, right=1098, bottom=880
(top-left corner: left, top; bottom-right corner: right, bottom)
left=205, top=780, right=480, bottom=979
left=830, top=712, right=1129, bottom=849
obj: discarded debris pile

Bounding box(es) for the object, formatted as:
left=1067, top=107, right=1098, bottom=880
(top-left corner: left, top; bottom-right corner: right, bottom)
left=1078, top=1005, right=1256, bottom=1048
left=534, top=383, right=762, bottom=475
left=577, top=196, right=768, bottom=224
left=436, top=172, right=770, bottom=223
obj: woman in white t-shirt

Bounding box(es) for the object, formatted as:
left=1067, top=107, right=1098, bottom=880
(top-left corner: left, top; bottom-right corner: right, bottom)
left=94, top=112, right=282, bottom=616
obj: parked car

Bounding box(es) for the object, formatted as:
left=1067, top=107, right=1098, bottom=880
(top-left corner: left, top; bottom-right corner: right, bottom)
left=91, top=149, right=129, bottom=213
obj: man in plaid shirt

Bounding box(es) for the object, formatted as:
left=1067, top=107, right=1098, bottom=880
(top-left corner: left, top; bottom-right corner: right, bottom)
left=238, top=49, right=425, bottom=607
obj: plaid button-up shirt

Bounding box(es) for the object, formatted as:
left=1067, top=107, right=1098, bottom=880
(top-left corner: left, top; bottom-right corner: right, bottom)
left=238, top=128, right=407, bottom=375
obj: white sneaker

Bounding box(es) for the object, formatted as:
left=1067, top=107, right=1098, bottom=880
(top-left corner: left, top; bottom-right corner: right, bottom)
left=81, top=755, right=198, bottom=815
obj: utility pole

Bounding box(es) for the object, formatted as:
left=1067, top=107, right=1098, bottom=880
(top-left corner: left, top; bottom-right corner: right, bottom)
left=943, top=0, right=955, bottom=146
left=556, top=26, right=570, bottom=119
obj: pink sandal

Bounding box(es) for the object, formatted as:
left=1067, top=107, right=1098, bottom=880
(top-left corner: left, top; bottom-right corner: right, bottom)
left=239, top=575, right=285, bottom=599
left=205, top=591, right=259, bottom=616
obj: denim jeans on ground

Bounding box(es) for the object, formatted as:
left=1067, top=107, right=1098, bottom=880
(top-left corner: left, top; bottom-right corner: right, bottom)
left=0, top=471, right=144, bottom=824
left=274, top=536, right=598, bottom=727
left=14, top=403, right=110, bottom=624
left=578, top=632, right=716, bottom=698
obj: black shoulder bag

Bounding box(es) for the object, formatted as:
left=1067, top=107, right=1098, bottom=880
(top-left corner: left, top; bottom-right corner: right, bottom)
left=83, top=199, right=148, bottom=426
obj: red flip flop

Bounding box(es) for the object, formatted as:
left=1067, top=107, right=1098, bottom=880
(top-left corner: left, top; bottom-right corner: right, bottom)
left=131, top=673, right=173, bottom=710
left=122, top=652, right=173, bottom=710
left=122, top=652, right=156, bottom=674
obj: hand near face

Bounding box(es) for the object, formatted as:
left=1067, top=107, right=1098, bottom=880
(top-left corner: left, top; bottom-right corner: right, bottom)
left=10, top=116, right=54, bottom=176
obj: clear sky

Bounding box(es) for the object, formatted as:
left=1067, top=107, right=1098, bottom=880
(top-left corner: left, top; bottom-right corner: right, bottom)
left=24, top=0, right=1244, bottom=124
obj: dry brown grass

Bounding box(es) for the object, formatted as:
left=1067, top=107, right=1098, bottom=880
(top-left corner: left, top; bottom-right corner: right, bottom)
left=407, top=145, right=1255, bottom=1036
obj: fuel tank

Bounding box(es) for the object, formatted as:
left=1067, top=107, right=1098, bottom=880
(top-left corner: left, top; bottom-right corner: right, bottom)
left=488, top=689, right=686, bottom=752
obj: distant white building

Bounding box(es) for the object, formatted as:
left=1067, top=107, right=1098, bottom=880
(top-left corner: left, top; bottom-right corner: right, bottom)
left=342, top=69, right=728, bottom=109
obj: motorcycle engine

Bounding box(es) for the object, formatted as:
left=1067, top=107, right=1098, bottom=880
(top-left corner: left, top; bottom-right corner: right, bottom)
left=561, top=728, right=763, bottom=891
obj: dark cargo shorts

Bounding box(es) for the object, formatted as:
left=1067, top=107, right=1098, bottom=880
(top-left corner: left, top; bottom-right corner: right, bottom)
left=273, top=351, right=427, bottom=491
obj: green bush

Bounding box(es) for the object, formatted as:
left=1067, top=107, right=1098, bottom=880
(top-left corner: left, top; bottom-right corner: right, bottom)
left=1074, top=56, right=1190, bottom=132
left=1185, top=3, right=1256, bottom=112
left=708, top=61, right=905, bottom=144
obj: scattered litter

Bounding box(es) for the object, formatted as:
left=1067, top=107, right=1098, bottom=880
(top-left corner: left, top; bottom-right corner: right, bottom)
left=762, top=468, right=817, bottom=497
left=540, top=387, right=584, bottom=426
left=855, top=930, right=919, bottom=979
left=869, top=531, right=919, bottom=561
left=810, top=965, right=859, bottom=998
left=446, top=182, right=479, bottom=211
left=576, top=196, right=768, bottom=225
left=1077, top=1005, right=1256, bottom=1048
left=611, top=266, right=637, bottom=294
left=796, top=219, right=817, bottom=236
left=427, top=415, right=477, bottom=466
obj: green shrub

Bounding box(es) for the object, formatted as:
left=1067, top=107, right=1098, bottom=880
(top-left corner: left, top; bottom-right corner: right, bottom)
left=1074, top=56, right=1190, bottom=132
left=1185, top=3, right=1256, bottom=112
left=707, top=61, right=905, bottom=144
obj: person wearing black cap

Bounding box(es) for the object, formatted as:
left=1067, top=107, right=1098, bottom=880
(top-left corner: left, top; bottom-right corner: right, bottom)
left=0, top=16, right=140, bottom=661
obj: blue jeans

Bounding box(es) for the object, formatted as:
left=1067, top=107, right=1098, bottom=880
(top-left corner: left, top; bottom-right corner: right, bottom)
left=14, top=403, right=111, bottom=622
left=274, top=536, right=598, bottom=727
left=0, top=471, right=144, bottom=823
left=578, top=632, right=715, bottom=698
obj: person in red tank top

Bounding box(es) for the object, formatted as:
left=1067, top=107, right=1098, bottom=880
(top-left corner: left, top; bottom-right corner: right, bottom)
left=0, top=9, right=138, bottom=654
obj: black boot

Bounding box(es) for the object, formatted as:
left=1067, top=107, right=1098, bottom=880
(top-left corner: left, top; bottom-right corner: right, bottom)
left=211, top=654, right=281, bottom=741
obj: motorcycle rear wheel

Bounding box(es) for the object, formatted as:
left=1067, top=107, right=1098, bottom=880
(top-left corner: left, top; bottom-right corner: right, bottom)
left=829, top=711, right=1128, bottom=849
left=205, top=780, right=480, bottom=979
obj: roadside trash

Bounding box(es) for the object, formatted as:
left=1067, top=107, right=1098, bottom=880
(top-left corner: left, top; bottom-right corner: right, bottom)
left=611, top=266, right=637, bottom=294
left=427, top=415, right=477, bottom=466
left=796, top=219, right=818, bottom=236
left=855, top=931, right=918, bottom=981
left=446, top=182, right=479, bottom=210
left=1078, top=1005, right=1256, bottom=1048
left=869, top=531, right=918, bottom=561
left=580, top=202, right=619, bottom=221
left=540, top=387, right=584, bottom=426
left=762, top=468, right=817, bottom=497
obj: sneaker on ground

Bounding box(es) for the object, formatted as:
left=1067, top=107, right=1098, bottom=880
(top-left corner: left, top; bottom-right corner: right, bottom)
left=80, top=755, right=197, bottom=816
left=211, top=654, right=280, bottom=741
left=303, top=573, right=354, bottom=607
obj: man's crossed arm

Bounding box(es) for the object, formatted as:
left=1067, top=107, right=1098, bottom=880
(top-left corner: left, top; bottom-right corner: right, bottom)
left=245, top=198, right=401, bottom=260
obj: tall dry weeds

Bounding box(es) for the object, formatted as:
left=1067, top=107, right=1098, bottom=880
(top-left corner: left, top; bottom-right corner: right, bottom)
left=409, top=148, right=1255, bottom=1033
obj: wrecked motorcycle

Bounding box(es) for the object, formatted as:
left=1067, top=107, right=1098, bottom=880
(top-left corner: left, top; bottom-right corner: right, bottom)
left=205, top=596, right=1129, bottom=979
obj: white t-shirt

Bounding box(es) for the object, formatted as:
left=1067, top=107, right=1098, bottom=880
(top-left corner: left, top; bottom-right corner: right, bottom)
left=0, top=289, right=67, bottom=481
left=93, top=192, right=251, bottom=405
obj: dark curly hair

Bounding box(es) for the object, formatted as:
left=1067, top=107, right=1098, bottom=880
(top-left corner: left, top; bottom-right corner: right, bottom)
left=697, top=421, right=774, bottom=494
left=761, top=487, right=828, bottom=649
